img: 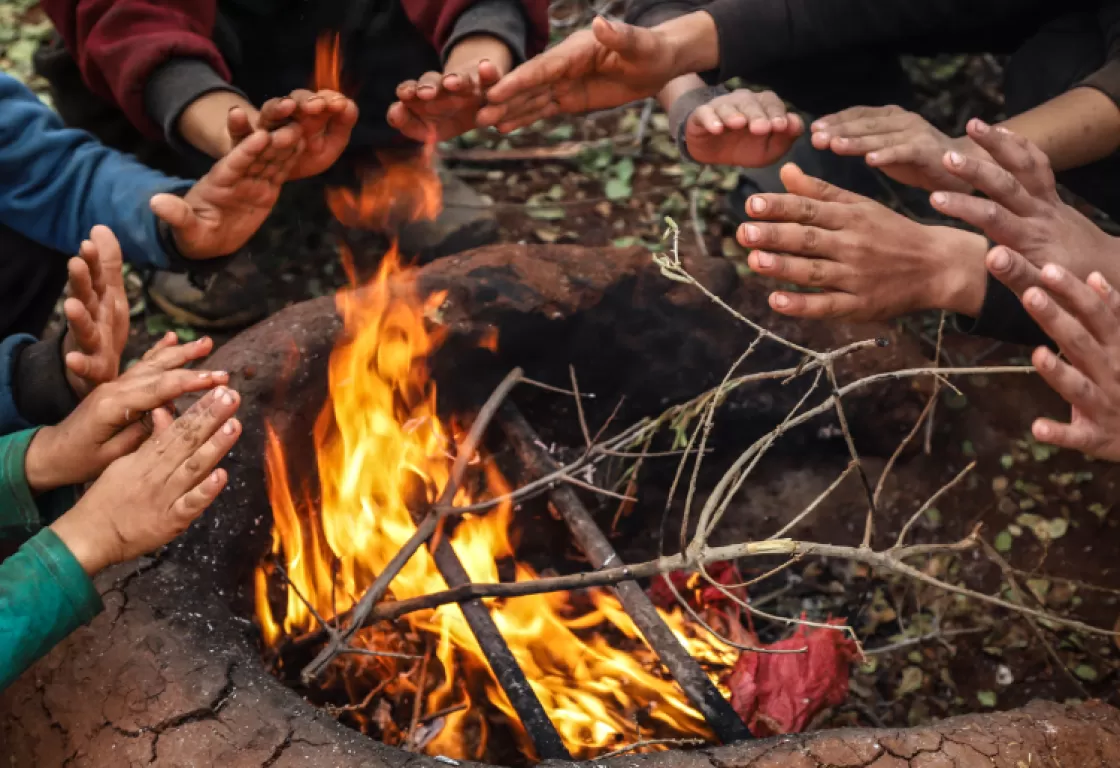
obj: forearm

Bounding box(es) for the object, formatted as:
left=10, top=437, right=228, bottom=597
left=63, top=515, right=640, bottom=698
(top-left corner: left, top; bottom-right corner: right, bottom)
left=0, top=528, right=102, bottom=690
left=176, top=90, right=259, bottom=159
left=657, top=74, right=708, bottom=113
left=998, top=88, right=1120, bottom=171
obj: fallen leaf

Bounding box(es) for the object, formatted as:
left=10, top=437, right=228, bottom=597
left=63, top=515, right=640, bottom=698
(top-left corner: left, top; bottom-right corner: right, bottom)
left=897, top=666, right=924, bottom=697
left=994, top=530, right=1013, bottom=553
left=977, top=690, right=997, bottom=708
left=1074, top=663, right=1098, bottom=682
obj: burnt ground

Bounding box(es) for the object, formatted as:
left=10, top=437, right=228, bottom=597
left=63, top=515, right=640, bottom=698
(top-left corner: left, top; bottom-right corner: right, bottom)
left=2, top=10, right=1120, bottom=756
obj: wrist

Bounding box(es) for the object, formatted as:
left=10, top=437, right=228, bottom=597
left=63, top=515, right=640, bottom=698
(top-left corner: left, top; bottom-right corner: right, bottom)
left=25, top=426, right=64, bottom=494
left=178, top=91, right=257, bottom=159
left=657, top=11, right=720, bottom=78
left=446, top=34, right=514, bottom=75
left=925, top=227, right=990, bottom=317
left=50, top=507, right=113, bottom=576
left=949, top=134, right=991, bottom=164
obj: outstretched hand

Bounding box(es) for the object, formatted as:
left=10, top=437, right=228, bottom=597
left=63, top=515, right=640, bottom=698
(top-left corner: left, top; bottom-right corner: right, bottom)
left=61, top=226, right=129, bottom=399
left=235, top=89, right=358, bottom=180
left=478, top=16, right=683, bottom=133
left=23, top=335, right=228, bottom=493
left=388, top=58, right=505, bottom=143
left=811, top=105, right=987, bottom=192
left=738, top=163, right=988, bottom=321
left=49, top=383, right=242, bottom=575
left=685, top=89, right=804, bottom=167
left=150, top=124, right=303, bottom=260
left=929, top=119, right=1119, bottom=289
left=996, top=251, right=1120, bottom=461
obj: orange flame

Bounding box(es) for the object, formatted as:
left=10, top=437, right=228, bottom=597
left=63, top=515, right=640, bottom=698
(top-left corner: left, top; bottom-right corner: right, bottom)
left=254, top=34, right=741, bottom=762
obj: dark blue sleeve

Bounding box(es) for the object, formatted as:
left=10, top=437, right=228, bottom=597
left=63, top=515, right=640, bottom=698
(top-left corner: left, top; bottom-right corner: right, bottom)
left=0, top=334, right=35, bottom=437
left=0, top=74, right=193, bottom=269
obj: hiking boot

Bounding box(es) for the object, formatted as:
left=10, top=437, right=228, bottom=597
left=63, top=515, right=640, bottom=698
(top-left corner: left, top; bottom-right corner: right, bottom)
left=398, top=169, right=499, bottom=262
left=148, top=254, right=268, bottom=330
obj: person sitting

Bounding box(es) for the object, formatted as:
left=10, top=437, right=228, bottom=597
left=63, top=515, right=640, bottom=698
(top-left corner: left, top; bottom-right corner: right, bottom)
left=35, top=0, right=550, bottom=326
left=479, top=3, right=1120, bottom=223
left=0, top=341, right=242, bottom=689
left=0, top=72, right=296, bottom=428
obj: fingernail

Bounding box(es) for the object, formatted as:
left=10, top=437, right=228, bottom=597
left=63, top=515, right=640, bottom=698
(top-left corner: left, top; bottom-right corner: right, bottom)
left=1026, top=289, right=1047, bottom=310
left=989, top=248, right=1010, bottom=271
left=867, top=151, right=879, bottom=162
left=772, top=294, right=791, bottom=309
left=214, top=371, right=228, bottom=379
left=835, top=138, right=848, bottom=149
left=756, top=252, right=775, bottom=269
left=749, top=197, right=767, bottom=214
left=212, top=386, right=226, bottom=400
left=1037, top=349, right=1055, bottom=371
left=1042, top=264, right=1062, bottom=282
left=972, top=119, right=990, bottom=134
left=223, top=419, right=236, bottom=435
left=222, top=390, right=236, bottom=405
left=744, top=225, right=762, bottom=243
left=1096, top=273, right=1113, bottom=293
left=1035, top=422, right=1051, bottom=439
left=210, top=470, right=222, bottom=484
left=931, top=192, right=947, bottom=206
left=948, top=151, right=964, bottom=167
left=198, top=372, right=211, bottom=379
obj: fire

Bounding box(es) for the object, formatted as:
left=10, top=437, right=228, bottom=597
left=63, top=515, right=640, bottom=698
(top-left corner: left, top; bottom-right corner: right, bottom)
left=254, top=34, right=741, bottom=763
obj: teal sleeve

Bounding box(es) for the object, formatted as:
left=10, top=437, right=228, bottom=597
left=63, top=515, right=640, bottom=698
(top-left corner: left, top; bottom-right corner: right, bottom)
left=0, top=429, right=44, bottom=537
left=0, top=528, right=103, bottom=690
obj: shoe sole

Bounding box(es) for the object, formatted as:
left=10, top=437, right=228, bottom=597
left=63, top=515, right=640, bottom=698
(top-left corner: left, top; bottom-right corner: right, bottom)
left=148, top=290, right=267, bottom=331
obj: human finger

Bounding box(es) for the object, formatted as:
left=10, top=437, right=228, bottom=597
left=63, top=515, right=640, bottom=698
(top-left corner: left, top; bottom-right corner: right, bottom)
left=930, top=190, right=1023, bottom=245
left=1030, top=345, right=1102, bottom=419
left=779, top=163, right=869, bottom=204
left=170, top=468, right=230, bottom=526
left=168, top=418, right=240, bottom=500
left=738, top=221, right=841, bottom=258
left=689, top=104, right=725, bottom=134
left=768, top=290, right=864, bottom=319
left=941, top=148, right=1035, bottom=215
left=153, top=385, right=241, bottom=466
left=1031, top=416, right=1104, bottom=455
left=1038, top=263, right=1120, bottom=346
left=747, top=250, right=851, bottom=290
left=131, top=336, right=216, bottom=374
left=416, top=71, right=444, bottom=100
left=985, top=246, right=1045, bottom=299
left=63, top=296, right=99, bottom=353
left=714, top=100, right=749, bottom=131
left=965, top=119, right=1055, bottom=198
left=744, top=193, right=846, bottom=228
left=1022, top=286, right=1108, bottom=385
left=257, top=97, right=297, bottom=130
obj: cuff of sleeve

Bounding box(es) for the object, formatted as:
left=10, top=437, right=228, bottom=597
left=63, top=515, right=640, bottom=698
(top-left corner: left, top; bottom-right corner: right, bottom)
left=1077, top=58, right=1120, bottom=109
left=442, top=0, right=529, bottom=66
left=0, top=428, right=46, bottom=535
left=953, top=273, right=1054, bottom=348
left=156, top=218, right=237, bottom=279
left=0, top=334, right=36, bottom=434
left=669, top=85, right=730, bottom=163
left=27, top=528, right=103, bottom=625
left=14, top=334, right=80, bottom=428
left=145, top=58, right=249, bottom=156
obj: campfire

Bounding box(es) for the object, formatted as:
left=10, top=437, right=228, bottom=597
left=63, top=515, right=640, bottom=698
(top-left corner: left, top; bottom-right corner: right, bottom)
left=252, top=34, right=752, bottom=764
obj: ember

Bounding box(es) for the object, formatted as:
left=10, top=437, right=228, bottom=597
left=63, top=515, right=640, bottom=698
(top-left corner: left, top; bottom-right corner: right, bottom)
left=253, top=35, right=747, bottom=764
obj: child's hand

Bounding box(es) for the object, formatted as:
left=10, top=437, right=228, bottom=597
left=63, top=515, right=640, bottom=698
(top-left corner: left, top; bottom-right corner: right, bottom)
left=23, top=336, right=228, bottom=493
left=388, top=58, right=505, bottom=143
left=149, top=125, right=303, bottom=261
left=237, top=90, right=358, bottom=180
left=48, top=384, right=242, bottom=575
left=61, top=226, right=129, bottom=399
left=1002, top=256, right=1120, bottom=461
left=685, top=89, right=804, bottom=167
left=811, top=106, right=986, bottom=193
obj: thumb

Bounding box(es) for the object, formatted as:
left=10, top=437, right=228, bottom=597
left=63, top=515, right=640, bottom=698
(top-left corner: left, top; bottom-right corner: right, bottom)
left=150, top=194, right=207, bottom=258
left=779, top=163, right=867, bottom=204
left=592, top=15, right=654, bottom=58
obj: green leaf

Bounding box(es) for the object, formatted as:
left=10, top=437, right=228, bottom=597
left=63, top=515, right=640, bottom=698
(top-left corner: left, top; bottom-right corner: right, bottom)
left=545, top=124, right=574, bottom=141
left=1043, top=517, right=1069, bottom=540
left=605, top=178, right=632, bottom=201
left=924, top=507, right=942, bottom=527
left=611, top=236, right=641, bottom=248
left=977, top=690, right=997, bottom=708
left=613, top=156, right=635, bottom=182
left=897, top=666, right=924, bottom=697
left=1074, top=664, right=1098, bottom=681
left=1000, top=454, right=1015, bottom=470
left=1089, top=502, right=1110, bottom=521
left=994, top=530, right=1013, bottom=553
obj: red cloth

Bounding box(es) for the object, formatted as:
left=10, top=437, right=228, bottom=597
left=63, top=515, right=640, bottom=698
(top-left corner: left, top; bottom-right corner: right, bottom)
left=726, top=618, right=859, bottom=737
left=40, top=0, right=551, bottom=138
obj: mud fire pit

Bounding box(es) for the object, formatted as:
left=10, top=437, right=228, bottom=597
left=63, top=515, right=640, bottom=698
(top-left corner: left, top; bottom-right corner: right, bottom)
left=3, top=240, right=1120, bottom=767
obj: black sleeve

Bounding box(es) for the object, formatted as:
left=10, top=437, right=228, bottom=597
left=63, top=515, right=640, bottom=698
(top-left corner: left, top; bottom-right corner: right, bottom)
left=1077, top=4, right=1120, bottom=108
left=953, top=273, right=1054, bottom=348
left=13, top=335, right=79, bottom=427
left=629, top=0, right=1045, bottom=84
left=144, top=58, right=249, bottom=156
left=443, top=0, right=530, bottom=65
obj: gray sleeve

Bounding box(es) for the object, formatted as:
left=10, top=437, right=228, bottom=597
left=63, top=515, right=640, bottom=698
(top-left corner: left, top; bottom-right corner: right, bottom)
left=443, top=0, right=529, bottom=66
left=144, top=58, right=248, bottom=154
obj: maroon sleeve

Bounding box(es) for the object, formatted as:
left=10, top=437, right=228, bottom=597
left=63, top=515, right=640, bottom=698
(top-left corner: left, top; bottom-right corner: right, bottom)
left=402, top=0, right=551, bottom=58
left=39, top=0, right=231, bottom=138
